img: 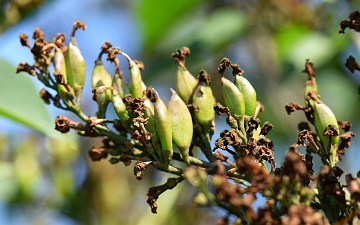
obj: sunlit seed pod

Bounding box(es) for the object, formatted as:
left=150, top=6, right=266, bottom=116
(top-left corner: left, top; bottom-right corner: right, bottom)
left=111, top=89, right=129, bottom=124
left=52, top=46, right=74, bottom=102
left=167, top=88, right=193, bottom=165
left=112, top=74, right=123, bottom=98
left=153, top=88, right=173, bottom=168
left=234, top=75, right=256, bottom=116
left=171, top=47, right=197, bottom=103
left=313, top=102, right=340, bottom=147
left=176, top=66, right=198, bottom=103
left=65, top=20, right=86, bottom=105
left=128, top=62, right=144, bottom=98
left=192, top=70, right=216, bottom=132
left=112, top=74, right=126, bottom=98
left=91, top=59, right=112, bottom=118
left=120, top=52, right=145, bottom=98
left=220, top=76, right=245, bottom=116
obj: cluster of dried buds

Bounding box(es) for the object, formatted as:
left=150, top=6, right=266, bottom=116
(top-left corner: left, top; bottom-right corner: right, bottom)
left=15, top=19, right=360, bottom=224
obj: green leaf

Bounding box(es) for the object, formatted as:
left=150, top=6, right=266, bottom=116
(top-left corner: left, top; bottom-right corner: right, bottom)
left=157, top=7, right=248, bottom=52
left=275, top=24, right=351, bottom=72
left=194, top=8, right=247, bottom=49
left=133, top=0, right=203, bottom=51
left=0, top=59, right=59, bottom=137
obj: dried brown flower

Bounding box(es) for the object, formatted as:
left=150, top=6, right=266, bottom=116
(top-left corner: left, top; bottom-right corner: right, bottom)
left=39, top=88, right=53, bottom=104
left=285, top=102, right=304, bottom=115
left=16, top=62, right=36, bottom=76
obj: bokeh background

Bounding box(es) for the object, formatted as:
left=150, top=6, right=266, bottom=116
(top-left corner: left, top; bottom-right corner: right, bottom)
left=0, top=0, right=360, bottom=224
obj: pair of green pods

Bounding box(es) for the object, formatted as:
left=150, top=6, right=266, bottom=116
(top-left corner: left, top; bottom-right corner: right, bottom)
left=146, top=88, right=193, bottom=167
left=176, top=66, right=216, bottom=137
left=219, top=60, right=257, bottom=117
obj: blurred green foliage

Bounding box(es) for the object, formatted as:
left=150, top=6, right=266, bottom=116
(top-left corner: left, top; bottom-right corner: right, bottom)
left=0, top=0, right=45, bottom=32
left=0, top=59, right=59, bottom=137
left=0, top=0, right=360, bottom=224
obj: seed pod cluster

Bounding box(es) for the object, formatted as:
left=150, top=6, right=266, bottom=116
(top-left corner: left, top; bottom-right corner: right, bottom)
left=18, top=22, right=358, bottom=220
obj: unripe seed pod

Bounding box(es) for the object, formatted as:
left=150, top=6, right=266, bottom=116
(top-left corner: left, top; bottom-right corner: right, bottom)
left=167, top=88, right=193, bottom=165
left=65, top=20, right=86, bottom=105
left=314, top=101, right=340, bottom=147
left=153, top=88, right=173, bottom=168
left=143, top=97, right=163, bottom=160
left=220, top=76, right=245, bottom=116
left=302, top=60, right=319, bottom=109
left=176, top=66, right=197, bottom=103
left=171, top=47, right=197, bottom=103
left=112, top=74, right=128, bottom=98
left=192, top=70, right=216, bottom=133
left=111, top=89, right=129, bottom=126
left=303, top=77, right=319, bottom=109
left=120, top=52, right=145, bottom=98
left=91, top=59, right=112, bottom=118
left=143, top=97, right=156, bottom=134
left=48, top=44, right=74, bottom=103
left=234, top=75, right=256, bottom=116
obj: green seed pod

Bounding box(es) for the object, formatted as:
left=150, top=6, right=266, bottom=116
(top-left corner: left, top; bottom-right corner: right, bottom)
left=143, top=97, right=156, bottom=134
left=303, top=77, right=319, bottom=109
left=192, top=70, right=216, bottom=133
left=220, top=76, right=245, bottom=116
left=313, top=101, right=340, bottom=147
left=171, top=47, right=197, bottom=103
left=234, top=75, right=256, bottom=116
left=65, top=20, right=86, bottom=106
left=176, top=66, right=198, bottom=103
left=143, top=97, right=163, bottom=161
left=49, top=44, right=74, bottom=103
left=153, top=88, right=173, bottom=168
left=302, top=60, right=319, bottom=109
left=168, top=88, right=193, bottom=165
left=120, top=52, right=145, bottom=98
left=91, top=58, right=112, bottom=119
left=111, top=88, right=130, bottom=126
left=112, top=74, right=126, bottom=98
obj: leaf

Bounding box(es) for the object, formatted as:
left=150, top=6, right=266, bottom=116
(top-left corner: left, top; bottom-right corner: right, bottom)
left=194, top=8, right=247, bottom=49
left=275, top=24, right=351, bottom=72
left=0, top=59, right=59, bottom=137
left=157, top=7, right=247, bottom=52
left=133, top=0, right=203, bottom=51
